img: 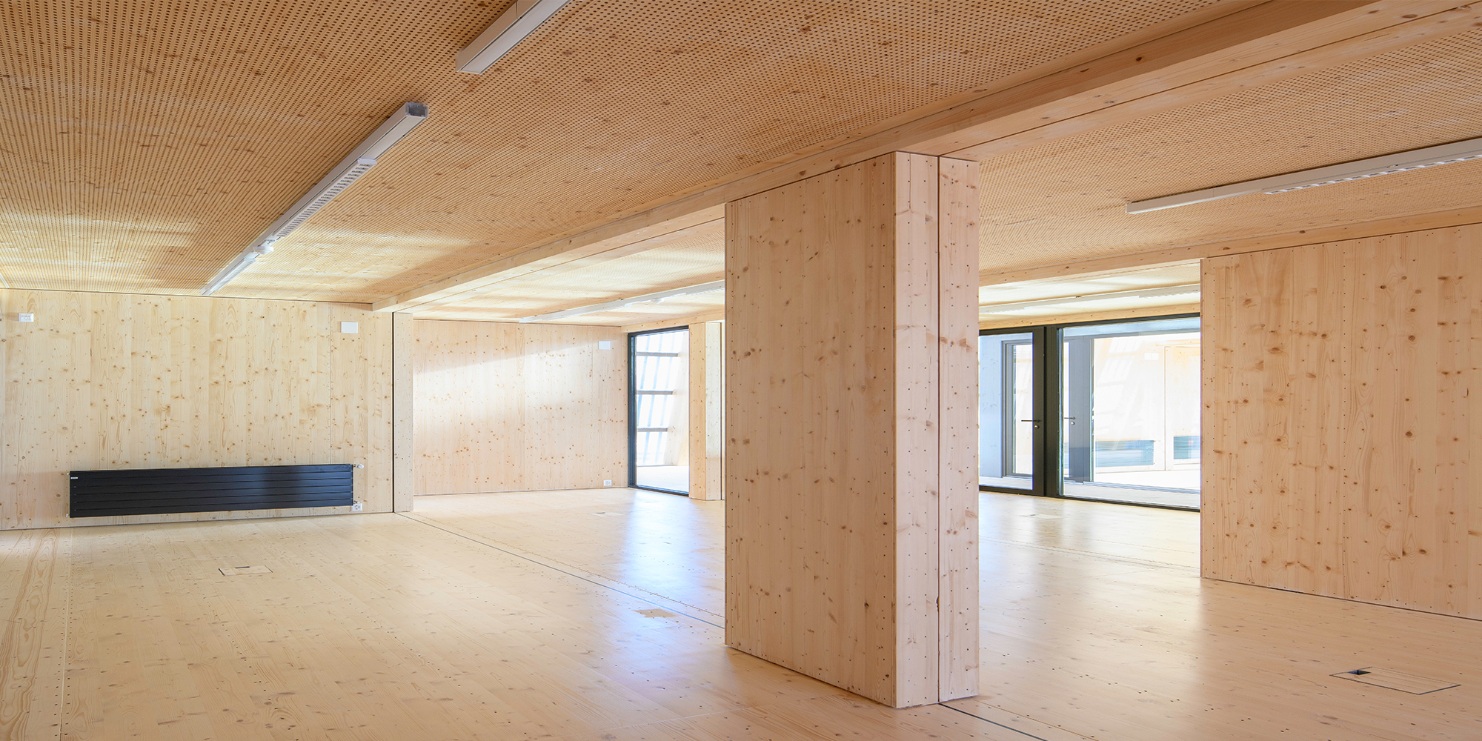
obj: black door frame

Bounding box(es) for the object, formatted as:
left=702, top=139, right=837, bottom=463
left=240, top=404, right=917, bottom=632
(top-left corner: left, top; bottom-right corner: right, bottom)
left=628, top=326, right=691, bottom=496
left=978, top=326, right=1051, bottom=497
left=978, top=312, right=1200, bottom=508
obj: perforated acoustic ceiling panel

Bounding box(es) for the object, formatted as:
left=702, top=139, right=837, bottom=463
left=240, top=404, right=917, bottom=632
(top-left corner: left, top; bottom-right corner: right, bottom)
left=978, top=27, right=1482, bottom=274
left=0, top=0, right=1226, bottom=300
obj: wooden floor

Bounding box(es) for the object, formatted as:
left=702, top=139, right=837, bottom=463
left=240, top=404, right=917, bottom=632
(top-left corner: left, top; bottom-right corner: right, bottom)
left=3, top=492, right=1481, bottom=739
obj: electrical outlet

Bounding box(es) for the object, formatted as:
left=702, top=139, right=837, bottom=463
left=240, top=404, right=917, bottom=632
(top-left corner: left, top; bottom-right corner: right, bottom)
left=603, top=480, right=613, bottom=487
left=351, top=501, right=364, bottom=512
left=17, top=313, right=35, bottom=323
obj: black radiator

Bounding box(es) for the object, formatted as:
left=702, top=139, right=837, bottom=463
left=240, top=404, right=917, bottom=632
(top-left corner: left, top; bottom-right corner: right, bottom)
left=69, top=464, right=355, bottom=518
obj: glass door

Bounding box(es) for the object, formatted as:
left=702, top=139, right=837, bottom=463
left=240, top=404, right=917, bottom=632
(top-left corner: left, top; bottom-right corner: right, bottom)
left=1057, top=316, right=1201, bottom=509
left=979, top=329, right=1046, bottom=495
left=980, top=314, right=1201, bottom=510
left=630, top=328, right=690, bottom=494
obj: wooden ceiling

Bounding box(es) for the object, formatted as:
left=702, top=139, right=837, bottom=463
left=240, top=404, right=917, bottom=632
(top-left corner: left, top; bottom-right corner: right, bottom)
left=977, top=24, right=1482, bottom=275
left=0, top=0, right=1233, bottom=301
left=428, top=8, right=1482, bottom=328
left=414, top=218, right=724, bottom=325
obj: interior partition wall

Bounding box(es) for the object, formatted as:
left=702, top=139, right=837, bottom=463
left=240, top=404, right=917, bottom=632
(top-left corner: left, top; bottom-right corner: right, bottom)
left=980, top=314, right=1201, bottom=510
left=629, top=327, right=691, bottom=494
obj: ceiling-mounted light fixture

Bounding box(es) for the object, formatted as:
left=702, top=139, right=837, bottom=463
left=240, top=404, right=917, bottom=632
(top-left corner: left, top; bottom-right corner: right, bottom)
left=456, top=0, right=572, bottom=74
left=1126, top=135, right=1482, bottom=214
left=520, top=280, right=725, bottom=323
left=203, top=243, right=275, bottom=297
left=201, top=102, right=428, bottom=296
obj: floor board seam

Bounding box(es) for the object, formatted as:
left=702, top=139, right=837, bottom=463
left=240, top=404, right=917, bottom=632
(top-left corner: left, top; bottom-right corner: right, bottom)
left=938, top=702, right=1053, bottom=740
left=55, top=531, right=71, bottom=741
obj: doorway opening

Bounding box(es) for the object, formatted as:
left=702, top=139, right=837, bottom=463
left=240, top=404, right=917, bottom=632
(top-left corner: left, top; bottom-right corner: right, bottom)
left=979, top=314, right=1201, bottom=510
left=629, top=327, right=690, bottom=494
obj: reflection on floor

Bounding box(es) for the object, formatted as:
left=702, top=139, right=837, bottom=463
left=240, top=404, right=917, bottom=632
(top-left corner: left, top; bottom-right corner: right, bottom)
left=1064, top=480, right=1200, bottom=509
left=423, top=490, right=1482, bottom=739
left=982, top=470, right=1201, bottom=509
left=0, top=498, right=996, bottom=740
left=414, top=488, right=724, bottom=620
left=6, top=491, right=1480, bottom=739
left=978, top=473, right=1033, bottom=491
left=634, top=464, right=689, bottom=493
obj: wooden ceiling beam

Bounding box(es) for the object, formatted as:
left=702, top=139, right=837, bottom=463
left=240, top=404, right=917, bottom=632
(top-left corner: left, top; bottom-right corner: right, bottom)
left=947, top=0, right=1482, bottom=161
left=979, top=204, right=1482, bottom=286
left=620, top=310, right=727, bottom=334
left=374, top=206, right=723, bottom=312
left=978, top=302, right=1203, bottom=331
left=376, top=0, right=1457, bottom=312
left=518, top=277, right=726, bottom=324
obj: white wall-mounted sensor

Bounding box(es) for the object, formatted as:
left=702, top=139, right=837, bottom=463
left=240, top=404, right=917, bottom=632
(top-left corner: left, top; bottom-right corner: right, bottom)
left=598, top=340, right=613, bottom=350
left=340, top=321, right=359, bottom=334
left=17, top=313, right=35, bottom=323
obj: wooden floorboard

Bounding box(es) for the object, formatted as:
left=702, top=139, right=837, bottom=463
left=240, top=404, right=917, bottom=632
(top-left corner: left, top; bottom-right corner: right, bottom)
left=4, top=490, right=1482, bottom=738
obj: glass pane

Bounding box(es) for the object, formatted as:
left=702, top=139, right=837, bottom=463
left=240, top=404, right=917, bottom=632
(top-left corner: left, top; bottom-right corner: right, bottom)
left=1059, top=317, right=1201, bottom=509
left=979, top=332, right=1034, bottom=490
left=633, top=329, right=691, bottom=493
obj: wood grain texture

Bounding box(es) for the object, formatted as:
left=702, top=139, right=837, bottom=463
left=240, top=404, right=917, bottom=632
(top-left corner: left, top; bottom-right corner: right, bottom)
left=937, top=158, right=981, bottom=701
left=974, top=12, right=1482, bottom=281
left=0, top=290, right=393, bottom=530
left=687, top=321, right=724, bottom=502
left=0, top=496, right=1066, bottom=740
left=404, top=217, right=725, bottom=324
left=1, top=0, right=1244, bottom=304
left=725, top=152, right=976, bottom=708
left=413, top=319, right=626, bottom=495
left=979, top=302, right=1203, bottom=331
left=1202, top=224, right=1482, bottom=618
left=374, top=0, right=1400, bottom=314
left=13, top=488, right=1482, bottom=739
left=392, top=312, right=415, bottom=512
left=980, top=207, right=1482, bottom=288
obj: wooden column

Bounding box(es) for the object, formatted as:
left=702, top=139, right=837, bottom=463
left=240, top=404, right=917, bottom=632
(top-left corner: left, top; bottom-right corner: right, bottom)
left=725, top=152, right=979, bottom=708
left=688, top=321, right=724, bottom=501
left=392, top=312, right=415, bottom=512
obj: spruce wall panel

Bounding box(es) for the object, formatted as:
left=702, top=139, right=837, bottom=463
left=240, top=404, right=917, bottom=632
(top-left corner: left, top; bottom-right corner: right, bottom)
left=413, top=320, right=626, bottom=495
left=0, top=289, right=393, bottom=530
left=1203, top=223, right=1482, bottom=619
left=687, top=320, right=724, bottom=501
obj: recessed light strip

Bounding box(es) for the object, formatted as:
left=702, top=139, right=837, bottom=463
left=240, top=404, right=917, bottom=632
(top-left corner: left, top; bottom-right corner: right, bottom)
left=201, top=102, right=428, bottom=296
left=520, top=280, right=726, bottom=323
left=457, top=0, right=573, bottom=74
left=1126, top=136, right=1482, bottom=214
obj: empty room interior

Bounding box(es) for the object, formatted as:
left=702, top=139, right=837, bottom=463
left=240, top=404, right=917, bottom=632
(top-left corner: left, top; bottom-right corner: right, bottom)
left=4, top=0, right=1482, bottom=738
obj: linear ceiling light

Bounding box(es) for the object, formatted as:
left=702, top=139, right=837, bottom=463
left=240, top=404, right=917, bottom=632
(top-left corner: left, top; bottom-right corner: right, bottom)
left=979, top=283, right=1201, bottom=315
left=456, top=0, right=572, bottom=74
left=1126, top=136, right=1482, bottom=214
left=520, top=280, right=725, bottom=323
left=202, top=102, right=428, bottom=296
